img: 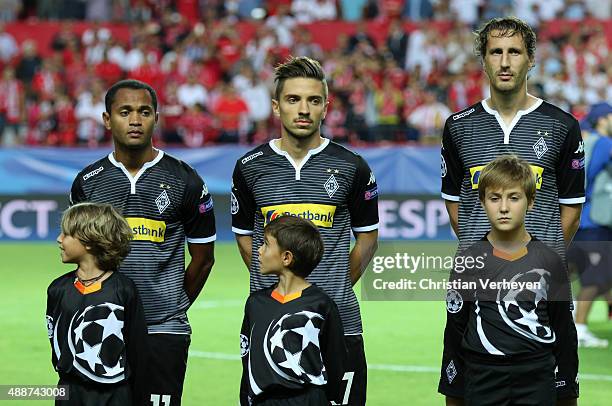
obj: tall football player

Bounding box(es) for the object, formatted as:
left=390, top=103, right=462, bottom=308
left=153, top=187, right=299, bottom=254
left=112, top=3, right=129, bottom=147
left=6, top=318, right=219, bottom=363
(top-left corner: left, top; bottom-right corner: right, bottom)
left=231, top=56, right=379, bottom=406
left=70, top=79, right=216, bottom=405
left=438, top=17, right=584, bottom=406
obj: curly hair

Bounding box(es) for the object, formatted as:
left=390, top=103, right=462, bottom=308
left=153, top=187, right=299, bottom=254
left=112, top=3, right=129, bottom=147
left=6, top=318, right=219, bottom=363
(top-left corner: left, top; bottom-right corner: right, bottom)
left=61, top=203, right=133, bottom=271
left=474, top=17, right=536, bottom=61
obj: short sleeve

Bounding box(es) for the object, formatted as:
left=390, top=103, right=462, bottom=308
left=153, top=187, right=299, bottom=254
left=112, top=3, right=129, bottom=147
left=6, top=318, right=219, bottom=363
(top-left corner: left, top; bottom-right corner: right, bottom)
left=441, top=120, right=462, bottom=202
left=231, top=162, right=256, bottom=235
left=69, top=173, right=86, bottom=206
left=348, top=156, right=379, bottom=232
left=181, top=170, right=216, bottom=243
left=557, top=119, right=585, bottom=204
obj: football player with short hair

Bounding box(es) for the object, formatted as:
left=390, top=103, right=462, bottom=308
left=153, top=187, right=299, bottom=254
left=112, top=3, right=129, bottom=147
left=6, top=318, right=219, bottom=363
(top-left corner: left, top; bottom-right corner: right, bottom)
left=69, top=79, right=216, bottom=405
left=232, top=56, right=378, bottom=405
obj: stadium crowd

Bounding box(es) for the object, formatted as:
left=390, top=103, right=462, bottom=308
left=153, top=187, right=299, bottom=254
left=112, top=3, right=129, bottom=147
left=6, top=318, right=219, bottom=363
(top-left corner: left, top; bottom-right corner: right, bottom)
left=0, top=0, right=610, bottom=146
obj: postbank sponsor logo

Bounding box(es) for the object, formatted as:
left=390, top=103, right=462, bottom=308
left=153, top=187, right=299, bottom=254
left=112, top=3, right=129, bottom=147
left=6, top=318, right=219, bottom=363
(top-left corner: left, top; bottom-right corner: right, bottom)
left=261, top=203, right=336, bottom=228
left=469, top=165, right=543, bottom=190
left=126, top=217, right=166, bottom=242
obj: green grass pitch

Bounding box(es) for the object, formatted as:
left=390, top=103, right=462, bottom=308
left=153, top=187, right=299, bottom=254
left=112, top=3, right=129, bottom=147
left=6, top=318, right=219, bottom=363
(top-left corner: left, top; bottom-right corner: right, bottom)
left=1, top=243, right=610, bottom=405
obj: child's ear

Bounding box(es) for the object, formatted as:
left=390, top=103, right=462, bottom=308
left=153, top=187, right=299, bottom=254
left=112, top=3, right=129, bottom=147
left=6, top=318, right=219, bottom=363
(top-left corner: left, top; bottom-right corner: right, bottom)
left=282, top=251, right=293, bottom=267
left=527, top=198, right=535, bottom=211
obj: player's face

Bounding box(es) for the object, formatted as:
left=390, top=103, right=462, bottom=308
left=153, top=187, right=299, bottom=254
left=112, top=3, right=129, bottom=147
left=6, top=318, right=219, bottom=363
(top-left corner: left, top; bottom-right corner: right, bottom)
left=103, top=88, right=158, bottom=151
left=57, top=233, right=88, bottom=264
left=483, top=32, right=534, bottom=95
left=482, top=185, right=534, bottom=233
left=272, top=78, right=328, bottom=140
left=258, top=234, right=286, bottom=275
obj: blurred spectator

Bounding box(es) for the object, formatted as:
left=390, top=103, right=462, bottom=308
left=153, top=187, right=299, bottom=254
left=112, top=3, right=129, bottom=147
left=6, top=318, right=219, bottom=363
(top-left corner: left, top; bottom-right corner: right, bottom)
left=177, top=72, right=208, bottom=108
left=347, top=21, right=376, bottom=53
left=36, top=0, right=60, bottom=20
left=237, top=0, right=263, bottom=20
left=86, top=0, right=112, bottom=21
left=373, top=77, right=403, bottom=141
left=32, top=58, right=61, bottom=101
left=0, top=66, right=24, bottom=145
left=74, top=80, right=106, bottom=146
left=212, top=82, right=249, bottom=143
left=292, top=0, right=337, bottom=24
left=323, top=96, right=350, bottom=142
left=293, top=30, right=323, bottom=60
left=385, top=19, right=408, bottom=67
left=94, top=51, right=123, bottom=87
left=0, top=0, right=19, bottom=22
left=0, top=22, right=17, bottom=63
left=585, top=0, right=611, bottom=18
left=339, top=0, right=367, bottom=21
left=449, top=0, right=481, bottom=26
left=403, top=0, right=434, bottom=20
left=159, top=80, right=184, bottom=144
left=265, top=3, right=295, bottom=47
left=481, top=0, right=513, bottom=19
left=235, top=66, right=271, bottom=141
left=177, top=103, right=217, bottom=147
left=408, top=90, right=451, bottom=142
left=379, top=0, right=406, bottom=20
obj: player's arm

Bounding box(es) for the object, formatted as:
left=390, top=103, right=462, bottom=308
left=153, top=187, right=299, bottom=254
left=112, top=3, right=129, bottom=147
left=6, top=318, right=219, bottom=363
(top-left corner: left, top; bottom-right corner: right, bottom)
left=231, top=161, right=256, bottom=270
left=124, top=281, right=149, bottom=406
left=181, top=170, right=217, bottom=303
left=441, top=120, right=462, bottom=237
left=348, top=156, right=379, bottom=284
left=235, top=235, right=253, bottom=270
left=184, top=242, right=215, bottom=303
left=349, top=230, right=378, bottom=285
left=239, top=300, right=251, bottom=406
left=559, top=204, right=582, bottom=246
left=445, top=201, right=459, bottom=236
left=69, top=170, right=87, bottom=205
left=557, top=118, right=585, bottom=246
left=321, top=300, right=347, bottom=403
left=548, top=253, right=579, bottom=402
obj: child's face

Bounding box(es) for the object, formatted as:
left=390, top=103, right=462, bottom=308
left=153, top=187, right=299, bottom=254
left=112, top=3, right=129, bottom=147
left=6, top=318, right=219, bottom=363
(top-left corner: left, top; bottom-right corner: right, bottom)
left=57, top=232, right=88, bottom=264
left=258, top=234, right=286, bottom=275
left=481, top=184, right=533, bottom=233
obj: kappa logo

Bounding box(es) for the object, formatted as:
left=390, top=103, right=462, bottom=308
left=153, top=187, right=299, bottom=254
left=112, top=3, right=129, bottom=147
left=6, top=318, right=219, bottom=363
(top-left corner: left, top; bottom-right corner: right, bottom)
left=533, top=137, right=548, bottom=159
left=324, top=174, right=339, bottom=198
left=261, top=203, right=336, bottom=228
left=470, top=165, right=543, bottom=190
left=241, top=151, right=264, bottom=165
left=452, top=107, right=475, bottom=121
left=367, top=171, right=376, bottom=186
left=82, top=166, right=104, bottom=181
left=201, top=182, right=209, bottom=198
left=446, top=360, right=457, bottom=384
left=155, top=190, right=170, bottom=214
left=574, top=141, right=584, bottom=154
left=159, top=183, right=171, bottom=190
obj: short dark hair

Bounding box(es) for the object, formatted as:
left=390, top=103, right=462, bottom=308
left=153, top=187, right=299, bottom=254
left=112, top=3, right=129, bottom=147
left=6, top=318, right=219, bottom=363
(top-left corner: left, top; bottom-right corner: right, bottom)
left=105, top=79, right=158, bottom=113
left=474, top=17, right=536, bottom=61
left=264, top=216, right=324, bottom=278
left=61, top=203, right=133, bottom=271
left=478, top=155, right=536, bottom=204
left=274, top=56, right=328, bottom=100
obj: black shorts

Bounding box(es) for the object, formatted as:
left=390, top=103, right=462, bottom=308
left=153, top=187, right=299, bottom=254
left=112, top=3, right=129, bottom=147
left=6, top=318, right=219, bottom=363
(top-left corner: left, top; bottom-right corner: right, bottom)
left=56, top=378, right=131, bottom=406
left=569, top=229, right=612, bottom=289
left=464, top=353, right=555, bottom=406
left=145, top=333, right=191, bottom=406
left=331, top=334, right=367, bottom=406
left=253, top=386, right=328, bottom=405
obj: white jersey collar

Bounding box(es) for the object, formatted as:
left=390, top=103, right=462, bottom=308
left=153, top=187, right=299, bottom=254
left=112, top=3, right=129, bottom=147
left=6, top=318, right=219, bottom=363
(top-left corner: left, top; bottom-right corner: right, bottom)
left=268, top=137, right=329, bottom=180
left=481, top=97, right=543, bottom=144
left=108, top=148, right=164, bottom=194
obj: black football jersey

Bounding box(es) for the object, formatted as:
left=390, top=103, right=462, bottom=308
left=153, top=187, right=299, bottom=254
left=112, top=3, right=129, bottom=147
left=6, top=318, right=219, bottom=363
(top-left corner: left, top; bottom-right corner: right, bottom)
left=441, top=99, right=585, bottom=255
left=70, top=150, right=216, bottom=334
left=46, top=271, right=147, bottom=387
left=239, top=284, right=347, bottom=405
left=445, top=236, right=578, bottom=398
left=232, top=139, right=379, bottom=334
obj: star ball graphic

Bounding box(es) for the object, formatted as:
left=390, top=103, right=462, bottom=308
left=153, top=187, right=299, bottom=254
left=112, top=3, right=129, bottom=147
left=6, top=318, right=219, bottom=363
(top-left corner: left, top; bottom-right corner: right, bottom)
left=263, top=311, right=328, bottom=385
left=67, top=302, right=127, bottom=383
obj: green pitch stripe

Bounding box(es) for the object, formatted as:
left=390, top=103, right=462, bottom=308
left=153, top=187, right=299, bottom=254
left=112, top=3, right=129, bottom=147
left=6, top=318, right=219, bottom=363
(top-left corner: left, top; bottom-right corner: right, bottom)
left=188, top=350, right=612, bottom=382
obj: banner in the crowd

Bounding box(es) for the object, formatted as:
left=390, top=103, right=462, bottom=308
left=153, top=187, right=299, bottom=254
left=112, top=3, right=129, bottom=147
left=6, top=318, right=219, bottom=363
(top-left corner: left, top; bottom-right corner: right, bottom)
left=0, top=195, right=454, bottom=242
left=0, top=146, right=441, bottom=195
